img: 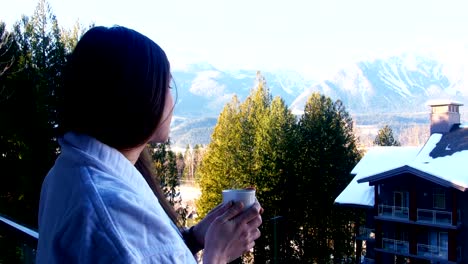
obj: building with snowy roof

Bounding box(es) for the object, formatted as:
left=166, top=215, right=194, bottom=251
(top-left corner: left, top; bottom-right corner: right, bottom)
left=335, top=100, right=467, bottom=264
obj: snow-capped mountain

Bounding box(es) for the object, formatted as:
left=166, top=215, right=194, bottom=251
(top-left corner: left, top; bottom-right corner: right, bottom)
left=290, top=53, right=468, bottom=115
left=169, top=65, right=314, bottom=147
left=170, top=54, right=468, bottom=148
left=171, top=65, right=313, bottom=118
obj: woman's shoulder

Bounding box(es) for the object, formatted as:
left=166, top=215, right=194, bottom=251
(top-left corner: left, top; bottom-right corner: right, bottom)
left=40, top=158, right=196, bottom=263
left=88, top=174, right=196, bottom=262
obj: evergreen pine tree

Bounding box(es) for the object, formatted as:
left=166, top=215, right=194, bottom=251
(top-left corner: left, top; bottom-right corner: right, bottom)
left=196, top=72, right=297, bottom=262
left=182, top=144, right=193, bottom=181
left=0, top=0, right=68, bottom=227
left=192, top=144, right=204, bottom=182
left=0, top=22, right=15, bottom=79
left=150, top=141, right=179, bottom=206
left=374, top=124, right=401, bottom=146
left=176, top=152, right=185, bottom=180
left=150, top=140, right=188, bottom=225
left=293, top=92, right=362, bottom=262
left=196, top=95, right=243, bottom=216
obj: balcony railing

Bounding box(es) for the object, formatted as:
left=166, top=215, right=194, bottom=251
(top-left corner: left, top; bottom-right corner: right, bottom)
left=378, top=205, right=409, bottom=220
left=382, top=238, right=409, bottom=254
left=0, top=215, right=38, bottom=264
left=417, top=243, right=448, bottom=259
left=357, top=227, right=375, bottom=240
left=417, top=209, right=452, bottom=225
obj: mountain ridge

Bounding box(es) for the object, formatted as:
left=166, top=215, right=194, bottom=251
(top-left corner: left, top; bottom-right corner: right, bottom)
left=170, top=53, right=468, bottom=148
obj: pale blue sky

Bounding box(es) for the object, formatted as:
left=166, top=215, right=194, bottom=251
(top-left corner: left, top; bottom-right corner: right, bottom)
left=2, top=0, right=468, bottom=79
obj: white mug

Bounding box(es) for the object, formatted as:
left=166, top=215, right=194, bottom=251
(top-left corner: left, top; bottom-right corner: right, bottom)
left=222, top=189, right=256, bottom=211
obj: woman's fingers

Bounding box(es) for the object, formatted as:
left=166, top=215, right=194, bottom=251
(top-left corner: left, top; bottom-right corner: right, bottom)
left=246, top=241, right=255, bottom=252
left=219, top=201, right=244, bottom=222
left=235, top=201, right=262, bottom=224
left=247, top=215, right=262, bottom=228
left=253, top=197, right=264, bottom=214
left=210, top=202, right=226, bottom=212
left=253, top=228, right=261, bottom=240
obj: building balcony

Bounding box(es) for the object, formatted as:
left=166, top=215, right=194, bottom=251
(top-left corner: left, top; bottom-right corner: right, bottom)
left=419, top=208, right=461, bottom=226
left=377, top=205, right=461, bottom=229
left=381, top=238, right=409, bottom=254
left=378, top=205, right=409, bottom=220
left=417, top=243, right=448, bottom=260
left=417, top=208, right=452, bottom=226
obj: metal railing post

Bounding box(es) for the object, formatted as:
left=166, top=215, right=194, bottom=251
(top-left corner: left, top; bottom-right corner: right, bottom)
left=270, top=216, right=283, bottom=264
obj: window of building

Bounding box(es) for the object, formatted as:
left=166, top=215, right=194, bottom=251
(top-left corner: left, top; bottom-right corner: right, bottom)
left=394, top=191, right=408, bottom=209
left=439, top=232, right=448, bottom=248
left=433, top=188, right=445, bottom=209
left=432, top=106, right=451, bottom=113
left=428, top=231, right=448, bottom=259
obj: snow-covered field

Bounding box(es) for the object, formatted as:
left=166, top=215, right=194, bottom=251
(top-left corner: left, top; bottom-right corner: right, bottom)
left=179, top=184, right=201, bottom=203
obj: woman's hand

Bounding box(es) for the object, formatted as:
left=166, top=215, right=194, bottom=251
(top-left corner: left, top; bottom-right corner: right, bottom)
left=191, top=201, right=234, bottom=248
left=192, top=187, right=263, bottom=248
left=202, top=201, right=263, bottom=264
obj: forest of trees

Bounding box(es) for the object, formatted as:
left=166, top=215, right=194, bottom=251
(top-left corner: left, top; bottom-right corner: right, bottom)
left=195, top=73, right=363, bottom=263
left=2, top=0, right=371, bottom=263
left=1, top=0, right=72, bottom=228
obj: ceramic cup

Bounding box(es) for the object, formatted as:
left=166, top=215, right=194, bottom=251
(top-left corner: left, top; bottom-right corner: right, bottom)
left=222, top=189, right=256, bottom=211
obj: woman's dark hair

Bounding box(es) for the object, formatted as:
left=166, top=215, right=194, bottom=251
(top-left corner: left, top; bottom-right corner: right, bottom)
left=61, top=26, right=181, bottom=226
left=62, top=26, right=169, bottom=149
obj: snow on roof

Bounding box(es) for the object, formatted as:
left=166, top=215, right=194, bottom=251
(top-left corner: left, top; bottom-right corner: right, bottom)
left=410, top=133, right=468, bottom=189
left=411, top=151, right=468, bottom=189
left=334, top=174, right=375, bottom=207
left=337, top=130, right=468, bottom=207
left=411, top=133, right=442, bottom=164
left=351, top=147, right=421, bottom=177
left=426, top=99, right=464, bottom=106
left=335, top=146, right=420, bottom=207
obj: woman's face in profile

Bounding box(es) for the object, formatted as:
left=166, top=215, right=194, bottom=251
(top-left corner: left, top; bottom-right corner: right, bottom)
left=150, top=86, right=174, bottom=143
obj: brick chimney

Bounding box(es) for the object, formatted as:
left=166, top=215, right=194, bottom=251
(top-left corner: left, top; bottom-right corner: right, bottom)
left=428, top=100, right=463, bottom=134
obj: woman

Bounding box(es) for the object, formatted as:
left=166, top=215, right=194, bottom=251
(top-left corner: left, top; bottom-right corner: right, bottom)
left=36, top=26, right=262, bottom=263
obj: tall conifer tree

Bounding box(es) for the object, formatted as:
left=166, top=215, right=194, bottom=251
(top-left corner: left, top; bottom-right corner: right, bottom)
left=0, top=0, right=68, bottom=227
left=196, top=95, right=243, bottom=215
left=196, top=73, right=296, bottom=262
left=293, top=92, right=361, bottom=262
left=374, top=124, right=401, bottom=146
